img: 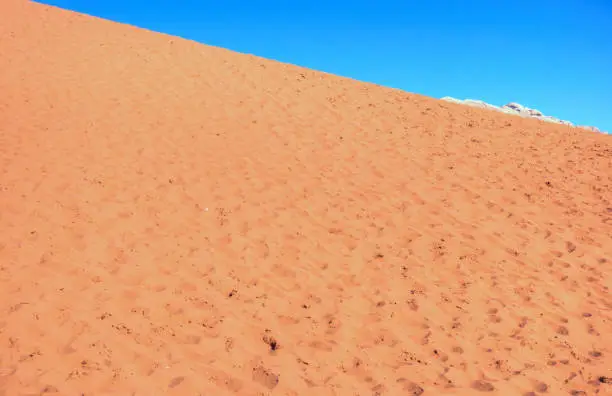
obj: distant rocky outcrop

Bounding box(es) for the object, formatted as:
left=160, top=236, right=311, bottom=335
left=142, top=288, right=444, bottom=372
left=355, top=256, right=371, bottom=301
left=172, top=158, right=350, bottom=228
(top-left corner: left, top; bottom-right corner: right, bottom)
left=440, top=97, right=605, bottom=133
left=577, top=125, right=603, bottom=133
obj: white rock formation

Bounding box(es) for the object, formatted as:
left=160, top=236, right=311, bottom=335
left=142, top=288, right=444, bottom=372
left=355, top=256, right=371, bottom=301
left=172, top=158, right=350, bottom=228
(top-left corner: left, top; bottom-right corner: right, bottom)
left=440, top=96, right=606, bottom=133
left=576, top=125, right=601, bottom=133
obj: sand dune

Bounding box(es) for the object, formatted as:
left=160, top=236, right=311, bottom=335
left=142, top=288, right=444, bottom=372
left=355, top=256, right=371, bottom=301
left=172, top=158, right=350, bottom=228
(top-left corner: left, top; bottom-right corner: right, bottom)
left=1, top=1, right=611, bottom=395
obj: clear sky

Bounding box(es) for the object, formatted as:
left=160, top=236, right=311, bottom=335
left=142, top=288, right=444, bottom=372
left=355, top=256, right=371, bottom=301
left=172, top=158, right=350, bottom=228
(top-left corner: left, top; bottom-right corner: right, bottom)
left=41, top=0, right=612, bottom=133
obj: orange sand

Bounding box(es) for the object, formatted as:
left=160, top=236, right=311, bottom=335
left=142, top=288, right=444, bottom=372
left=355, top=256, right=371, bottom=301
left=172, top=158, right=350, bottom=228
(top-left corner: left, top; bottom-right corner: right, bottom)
left=1, top=1, right=611, bottom=395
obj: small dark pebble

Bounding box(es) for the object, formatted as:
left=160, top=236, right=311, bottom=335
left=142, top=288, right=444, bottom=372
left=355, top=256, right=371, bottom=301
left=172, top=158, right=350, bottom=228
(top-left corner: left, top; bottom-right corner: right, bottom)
left=263, top=335, right=279, bottom=351
left=41, top=385, right=59, bottom=393
left=534, top=382, right=548, bottom=392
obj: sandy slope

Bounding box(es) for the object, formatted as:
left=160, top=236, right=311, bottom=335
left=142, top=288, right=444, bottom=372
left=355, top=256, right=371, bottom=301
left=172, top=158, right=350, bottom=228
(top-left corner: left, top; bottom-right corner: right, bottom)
left=1, top=1, right=611, bottom=395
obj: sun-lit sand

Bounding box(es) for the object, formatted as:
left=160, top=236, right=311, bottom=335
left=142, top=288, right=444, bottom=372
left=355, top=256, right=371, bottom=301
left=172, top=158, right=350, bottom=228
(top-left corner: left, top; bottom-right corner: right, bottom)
left=1, top=1, right=611, bottom=395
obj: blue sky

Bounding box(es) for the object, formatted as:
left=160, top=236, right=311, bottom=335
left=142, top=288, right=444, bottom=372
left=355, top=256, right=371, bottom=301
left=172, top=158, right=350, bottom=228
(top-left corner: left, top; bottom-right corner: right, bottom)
left=41, top=0, right=612, bottom=132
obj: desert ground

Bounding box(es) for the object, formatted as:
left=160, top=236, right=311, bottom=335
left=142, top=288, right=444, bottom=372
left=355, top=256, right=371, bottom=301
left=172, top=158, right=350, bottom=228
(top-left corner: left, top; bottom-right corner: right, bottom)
left=1, top=1, right=611, bottom=395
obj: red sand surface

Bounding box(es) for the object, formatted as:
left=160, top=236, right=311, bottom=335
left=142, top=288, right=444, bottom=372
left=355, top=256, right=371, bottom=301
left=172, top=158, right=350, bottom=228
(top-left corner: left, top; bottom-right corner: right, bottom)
left=1, top=1, right=611, bottom=395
